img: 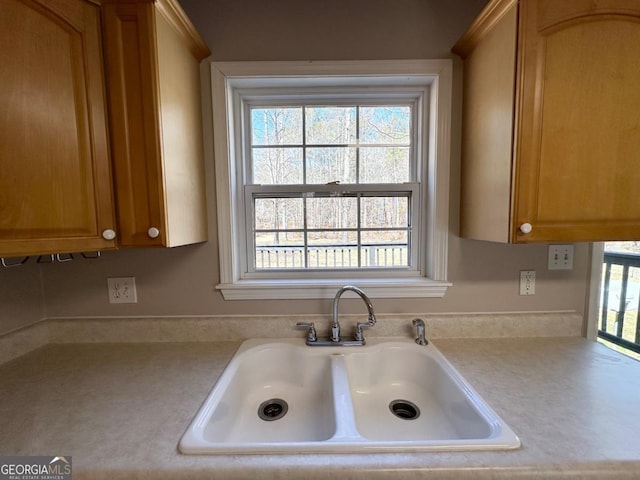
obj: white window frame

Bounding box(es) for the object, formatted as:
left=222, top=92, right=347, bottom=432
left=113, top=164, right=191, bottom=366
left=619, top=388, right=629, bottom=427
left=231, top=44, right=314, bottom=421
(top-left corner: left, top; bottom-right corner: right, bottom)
left=212, top=60, right=452, bottom=300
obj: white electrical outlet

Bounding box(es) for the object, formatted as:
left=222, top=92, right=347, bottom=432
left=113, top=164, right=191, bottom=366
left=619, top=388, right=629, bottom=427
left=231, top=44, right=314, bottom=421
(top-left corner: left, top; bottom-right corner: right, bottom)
left=519, top=270, right=535, bottom=295
left=107, top=277, right=137, bottom=304
left=548, top=244, right=574, bottom=270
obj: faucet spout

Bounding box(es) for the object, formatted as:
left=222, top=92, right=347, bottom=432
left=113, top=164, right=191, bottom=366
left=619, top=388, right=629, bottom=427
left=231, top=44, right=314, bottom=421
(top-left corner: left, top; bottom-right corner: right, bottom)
left=332, top=285, right=377, bottom=343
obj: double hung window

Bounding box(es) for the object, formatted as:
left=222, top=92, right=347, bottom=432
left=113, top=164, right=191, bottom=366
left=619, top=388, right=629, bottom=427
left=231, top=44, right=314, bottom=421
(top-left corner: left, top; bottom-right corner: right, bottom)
left=247, top=103, right=417, bottom=272
left=212, top=61, right=452, bottom=299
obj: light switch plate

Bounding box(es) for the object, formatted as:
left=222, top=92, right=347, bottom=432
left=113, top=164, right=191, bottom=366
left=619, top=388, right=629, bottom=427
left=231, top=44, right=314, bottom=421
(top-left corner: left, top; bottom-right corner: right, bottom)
left=548, top=245, right=574, bottom=270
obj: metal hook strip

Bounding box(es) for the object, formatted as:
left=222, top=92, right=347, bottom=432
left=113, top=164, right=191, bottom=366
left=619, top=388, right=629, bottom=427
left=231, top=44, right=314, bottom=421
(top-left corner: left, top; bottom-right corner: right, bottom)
left=1, top=257, right=29, bottom=267
left=55, top=253, right=74, bottom=262
left=4, top=251, right=101, bottom=267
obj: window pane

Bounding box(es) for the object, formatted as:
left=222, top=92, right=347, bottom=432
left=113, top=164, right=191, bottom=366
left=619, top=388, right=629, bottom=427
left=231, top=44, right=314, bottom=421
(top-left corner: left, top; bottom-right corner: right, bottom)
left=307, top=197, right=357, bottom=229
left=307, top=231, right=358, bottom=268
left=255, top=232, right=304, bottom=269
left=361, top=197, right=409, bottom=228
left=253, top=148, right=303, bottom=184
left=255, top=231, right=304, bottom=247
left=306, top=107, right=357, bottom=145
left=361, top=230, right=409, bottom=267
left=359, top=106, right=411, bottom=145
left=255, top=198, right=303, bottom=230
left=361, top=229, right=408, bottom=245
left=306, top=147, right=357, bottom=184
left=251, top=108, right=302, bottom=145
left=359, top=147, right=410, bottom=183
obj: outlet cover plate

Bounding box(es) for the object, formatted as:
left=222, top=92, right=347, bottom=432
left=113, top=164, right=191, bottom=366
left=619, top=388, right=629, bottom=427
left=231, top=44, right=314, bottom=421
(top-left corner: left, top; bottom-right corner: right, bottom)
left=519, top=270, right=535, bottom=296
left=107, top=277, right=137, bottom=304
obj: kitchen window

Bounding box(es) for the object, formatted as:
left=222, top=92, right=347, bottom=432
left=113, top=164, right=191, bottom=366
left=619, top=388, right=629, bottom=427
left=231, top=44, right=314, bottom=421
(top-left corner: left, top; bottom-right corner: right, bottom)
left=248, top=103, right=416, bottom=272
left=211, top=61, right=452, bottom=299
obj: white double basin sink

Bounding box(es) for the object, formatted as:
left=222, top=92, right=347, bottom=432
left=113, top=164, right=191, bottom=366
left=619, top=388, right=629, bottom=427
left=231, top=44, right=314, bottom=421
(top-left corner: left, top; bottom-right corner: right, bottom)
left=179, top=337, right=520, bottom=454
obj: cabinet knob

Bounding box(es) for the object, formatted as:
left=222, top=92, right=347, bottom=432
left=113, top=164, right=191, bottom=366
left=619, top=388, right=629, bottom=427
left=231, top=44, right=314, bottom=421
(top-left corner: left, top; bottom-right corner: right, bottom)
left=147, top=227, right=160, bottom=239
left=102, top=229, right=116, bottom=240
left=519, top=223, right=533, bottom=234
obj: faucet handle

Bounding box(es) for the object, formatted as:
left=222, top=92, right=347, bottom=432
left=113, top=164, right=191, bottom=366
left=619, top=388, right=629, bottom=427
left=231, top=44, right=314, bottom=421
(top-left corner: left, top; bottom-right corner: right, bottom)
left=296, top=322, right=317, bottom=343
left=354, top=321, right=373, bottom=342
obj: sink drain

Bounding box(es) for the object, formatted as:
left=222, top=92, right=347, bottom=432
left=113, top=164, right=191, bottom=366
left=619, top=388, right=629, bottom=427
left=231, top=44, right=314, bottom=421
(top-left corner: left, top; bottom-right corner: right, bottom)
left=258, top=398, right=288, bottom=421
left=389, top=399, right=421, bottom=420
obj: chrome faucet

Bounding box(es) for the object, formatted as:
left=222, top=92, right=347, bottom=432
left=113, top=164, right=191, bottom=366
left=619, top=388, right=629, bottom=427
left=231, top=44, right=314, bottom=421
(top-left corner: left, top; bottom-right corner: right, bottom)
left=296, top=285, right=376, bottom=346
left=333, top=285, right=376, bottom=343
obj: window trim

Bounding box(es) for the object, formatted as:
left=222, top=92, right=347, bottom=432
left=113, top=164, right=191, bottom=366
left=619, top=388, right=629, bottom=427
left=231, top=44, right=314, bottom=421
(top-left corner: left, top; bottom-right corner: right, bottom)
left=211, top=60, right=452, bottom=299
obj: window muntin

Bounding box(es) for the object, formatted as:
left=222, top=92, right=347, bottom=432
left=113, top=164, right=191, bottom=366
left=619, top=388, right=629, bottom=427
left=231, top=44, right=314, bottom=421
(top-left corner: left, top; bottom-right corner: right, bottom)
left=245, top=102, right=417, bottom=272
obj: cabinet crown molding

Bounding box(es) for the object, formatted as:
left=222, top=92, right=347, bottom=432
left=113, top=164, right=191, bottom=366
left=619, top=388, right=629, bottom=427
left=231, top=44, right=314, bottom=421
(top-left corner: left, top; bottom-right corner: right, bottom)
left=102, top=0, right=211, bottom=60
left=452, top=0, right=517, bottom=58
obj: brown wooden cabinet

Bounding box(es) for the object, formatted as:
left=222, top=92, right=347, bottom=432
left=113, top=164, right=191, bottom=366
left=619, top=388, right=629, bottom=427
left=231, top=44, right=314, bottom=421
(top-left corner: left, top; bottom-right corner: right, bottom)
left=102, top=0, right=210, bottom=247
left=453, top=0, right=640, bottom=243
left=0, top=0, right=117, bottom=256
left=0, top=0, right=210, bottom=257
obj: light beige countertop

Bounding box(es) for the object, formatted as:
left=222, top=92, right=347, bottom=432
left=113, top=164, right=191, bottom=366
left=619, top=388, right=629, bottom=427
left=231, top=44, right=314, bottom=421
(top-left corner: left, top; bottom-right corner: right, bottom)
left=1, top=336, right=640, bottom=479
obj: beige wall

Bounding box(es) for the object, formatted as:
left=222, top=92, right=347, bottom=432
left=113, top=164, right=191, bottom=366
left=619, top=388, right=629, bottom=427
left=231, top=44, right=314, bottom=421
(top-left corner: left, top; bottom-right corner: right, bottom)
left=1, top=0, right=592, bottom=334
left=0, top=261, right=44, bottom=333
left=182, top=0, right=490, bottom=61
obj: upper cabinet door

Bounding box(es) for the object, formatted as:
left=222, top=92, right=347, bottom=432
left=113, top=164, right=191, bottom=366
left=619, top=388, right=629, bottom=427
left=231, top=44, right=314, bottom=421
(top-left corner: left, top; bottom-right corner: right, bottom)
left=0, top=0, right=116, bottom=256
left=102, top=0, right=210, bottom=248
left=454, top=0, right=640, bottom=243
left=514, top=0, right=640, bottom=242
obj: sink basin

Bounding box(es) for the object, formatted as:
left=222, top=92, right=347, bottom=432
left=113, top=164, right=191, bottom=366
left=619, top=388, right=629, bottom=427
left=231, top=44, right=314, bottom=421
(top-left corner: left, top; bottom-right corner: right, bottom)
left=179, top=338, right=520, bottom=454
left=344, top=342, right=496, bottom=443
left=190, top=342, right=336, bottom=445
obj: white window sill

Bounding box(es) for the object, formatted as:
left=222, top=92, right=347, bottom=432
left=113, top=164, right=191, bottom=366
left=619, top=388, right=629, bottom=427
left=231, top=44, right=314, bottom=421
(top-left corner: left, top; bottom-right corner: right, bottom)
left=216, top=278, right=452, bottom=300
